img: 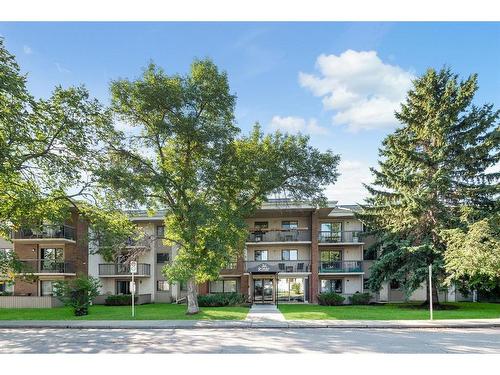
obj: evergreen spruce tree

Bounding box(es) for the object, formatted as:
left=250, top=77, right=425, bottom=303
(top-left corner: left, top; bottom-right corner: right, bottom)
left=359, top=67, right=499, bottom=305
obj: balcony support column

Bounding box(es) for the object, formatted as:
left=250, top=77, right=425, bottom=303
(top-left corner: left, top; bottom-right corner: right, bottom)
left=310, top=209, right=319, bottom=303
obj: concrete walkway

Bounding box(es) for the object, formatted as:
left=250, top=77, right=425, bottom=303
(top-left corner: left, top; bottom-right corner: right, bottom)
left=0, top=318, right=499, bottom=329
left=244, top=304, right=287, bottom=327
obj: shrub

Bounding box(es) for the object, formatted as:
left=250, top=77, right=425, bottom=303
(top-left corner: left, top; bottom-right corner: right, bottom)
left=349, top=292, right=371, bottom=305
left=105, top=294, right=138, bottom=306
left=53, top=276, right=101, bottom=316
left=317, top=292, right=345, bottom=306
left=0, top=291, right=13, bottom=296
left=198, top=292, right=247, bottom=307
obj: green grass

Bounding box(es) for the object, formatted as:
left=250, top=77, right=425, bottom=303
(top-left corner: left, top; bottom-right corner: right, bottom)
left=0, top=303, right=249, bottom=320
left=278, top=302, right=500, bottom=320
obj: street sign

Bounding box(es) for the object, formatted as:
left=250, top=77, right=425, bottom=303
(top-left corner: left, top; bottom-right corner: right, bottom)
left=130, top=281, right=136, bottom=294
left=130, top=261, right=137, bottom=274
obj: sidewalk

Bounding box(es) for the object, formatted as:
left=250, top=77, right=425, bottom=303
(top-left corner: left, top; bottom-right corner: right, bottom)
left=0, top=318, right=499, bottom=329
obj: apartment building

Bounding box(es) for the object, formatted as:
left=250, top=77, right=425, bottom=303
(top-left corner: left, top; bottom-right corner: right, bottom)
left=1, top=209, right=88, bottom=298
left=196, top=200, right=367, bottom=304
left=88, top=210, right=187, bottom=304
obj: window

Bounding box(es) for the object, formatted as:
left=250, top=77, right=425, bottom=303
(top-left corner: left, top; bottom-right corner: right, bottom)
left=363, top=278, right=370, bottom=290
left=157, top=280, right=170, bottom=291
left=281, top=249, right=298, bottom=261
left=116, top=280, right=131, bottom=295
left=254, top=250, right=268, bottom=261
left=41, top=248, right=64, bottom=261
left=390, top=280, right=400, bottom=290
left=180, top=281, right=187, bottom=291
left=40, top=280, right=55, bottom=296
left=321, top=279, right=342, bottom=293
left=156, top=225, right=165, bottom=238
left=209, top=279, right=237, bottom=293
left=156, top=253, right=170, bottom=263
left=254, top=221, right=268, bottom=229
left=363, top=248, right=376, bottom=260
left=278, top=278, right=305, bottom=302
left=320, top=250, right=342, bottom=262
left=282, top=220, right=298, bottom=230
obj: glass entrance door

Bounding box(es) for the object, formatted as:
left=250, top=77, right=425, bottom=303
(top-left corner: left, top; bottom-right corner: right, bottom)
left=253, top=279, right=274, bottom=304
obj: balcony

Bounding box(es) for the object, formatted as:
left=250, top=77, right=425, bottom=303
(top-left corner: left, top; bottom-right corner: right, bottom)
left=318, top=260, right=363, bottom=273
left=246, top=229, right=311, bottom=243
left=98, top=263, right=151, bottom=277
left=318, top=230, right=363, bottom=244
left=19, top=259, right=75, bottom=274
left=13, top=225, right=76, bottom=242
left=245, top=260, right=311, bottom=273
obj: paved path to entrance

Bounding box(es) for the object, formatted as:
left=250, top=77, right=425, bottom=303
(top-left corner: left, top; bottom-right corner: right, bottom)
left=245, top=304, right=286, bottom=326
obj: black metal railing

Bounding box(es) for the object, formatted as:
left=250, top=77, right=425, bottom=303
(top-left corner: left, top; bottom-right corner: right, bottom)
left=13, top=225, right=76, bottom=241
left=318, top=230, right=362, bottom=243
left=245, top=260, right=311, bottom=273
left=19, top=259, right=75, bottom=273
left=247, top=229, right=311, bottom=242
left=98, top=263, right=151, bottom=276
left=318, top=260, right=362, bottom=273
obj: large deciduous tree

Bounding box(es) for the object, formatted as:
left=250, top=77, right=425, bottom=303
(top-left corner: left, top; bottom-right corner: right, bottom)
left=99, top=60, right=339, bottom=314
left=0, top=38, right=137, bottom=278
left=360, top=67, right=499, bottom=305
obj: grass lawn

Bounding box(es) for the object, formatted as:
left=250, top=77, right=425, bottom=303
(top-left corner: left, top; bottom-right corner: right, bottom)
left=0, top=303, right=249, bottom=320
left=278, top=302, right=500, bottom=320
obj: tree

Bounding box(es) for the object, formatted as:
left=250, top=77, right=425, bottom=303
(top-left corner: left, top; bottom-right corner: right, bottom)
left=98, top=59, right=339, bottom=314
left=0, top=38, right=138, bottom=275
left=441, top=213, right=500, bottom=293
left=360, top=67, right=499, bottom=305
left=53, top=276, right=101, bottom=316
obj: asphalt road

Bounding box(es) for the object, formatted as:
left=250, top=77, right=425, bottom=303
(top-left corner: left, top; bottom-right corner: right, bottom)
left=0, top=327, right=499, bottom=354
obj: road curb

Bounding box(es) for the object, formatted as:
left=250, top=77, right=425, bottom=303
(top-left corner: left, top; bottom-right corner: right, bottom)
left=0, top=319, right=499, bottom=330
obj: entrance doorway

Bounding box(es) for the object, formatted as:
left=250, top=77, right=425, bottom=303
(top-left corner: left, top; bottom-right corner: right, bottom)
left=253, top=279, right=274, bottom=304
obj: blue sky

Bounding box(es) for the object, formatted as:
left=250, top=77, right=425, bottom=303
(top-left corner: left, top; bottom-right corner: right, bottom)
left=1, top=22, right=499, bottom=203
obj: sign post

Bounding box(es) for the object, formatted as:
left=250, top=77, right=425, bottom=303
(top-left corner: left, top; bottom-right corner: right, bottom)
left=428, top=264, right=433, bottom=321
left=130, top=261, right=137, bottom=318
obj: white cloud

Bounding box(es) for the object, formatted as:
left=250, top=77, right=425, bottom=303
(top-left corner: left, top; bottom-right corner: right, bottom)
left=324, top=159, right=374, bottom=204
left=23, top=45, right=33, bottom=55
left=269, top=116, right=329, bottom=135
left=299, top=50, right=414, bottom=132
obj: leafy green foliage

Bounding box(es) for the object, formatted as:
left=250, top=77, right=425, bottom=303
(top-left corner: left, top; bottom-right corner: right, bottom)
left=349, top=292, right=372, bottom=305
left=53, top=276, right=101, bottom=316
left=97, top=59, right=339, bottom=313
left=197, top=292, right=247, bottom=307
left=442, top=214, right=500, bottom=292
left=0, top=38, right=139, bottom=271
left=360, top=67, right=499, bottom=302
left=317, top=292, right=345, bottom=306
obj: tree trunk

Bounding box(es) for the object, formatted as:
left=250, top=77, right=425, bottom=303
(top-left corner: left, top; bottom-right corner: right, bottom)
left=186, top=278, right=199, bottom=315
left=424, top=279, right=440, bottom=306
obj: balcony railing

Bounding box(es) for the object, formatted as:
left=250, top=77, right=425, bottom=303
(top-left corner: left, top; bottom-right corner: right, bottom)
left=318, top=231, right=362, bottom=243
left=247, top=229, right=311, bottom=243
left=245, top=260, right=311, bottom=273
left=319, top=260, right=362, bottom=273
left=19, top=259, right=75, bottom=274
left=13, top=225, right=76, bottom=241
left=98, top=263, right=151, bottom=276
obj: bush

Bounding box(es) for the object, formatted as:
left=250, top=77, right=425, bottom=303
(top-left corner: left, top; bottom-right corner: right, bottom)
left=198, top=292, right=247, bottom=307
left=53, top=276, right=101, bottom=316
left=105, top=294, right=138, bottom=306
left=317, top=292, right=345, bottom=306
left=0, top=291, right=13, bottom=296
left=349, top=292, right=371, bottom=305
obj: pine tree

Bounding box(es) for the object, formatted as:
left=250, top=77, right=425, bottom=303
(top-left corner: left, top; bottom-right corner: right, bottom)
left=359, top=67, right=499, bottom=305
